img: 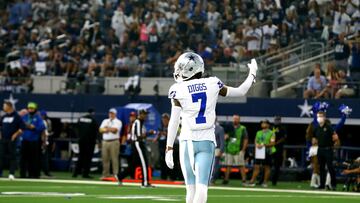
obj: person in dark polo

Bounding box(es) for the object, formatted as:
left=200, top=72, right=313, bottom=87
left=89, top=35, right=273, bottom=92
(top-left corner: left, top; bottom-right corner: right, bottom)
left=0, top=101, right=25, bottom=180
left=73, top=108, right=99, bottom=178
left=313, top=111, right=340, bottom=190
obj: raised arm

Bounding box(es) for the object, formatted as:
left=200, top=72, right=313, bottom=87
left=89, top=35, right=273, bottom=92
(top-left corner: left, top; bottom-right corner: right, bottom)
left=334, top=104, right=352, bottom=132
left=219, top=59, right=258, bottom=97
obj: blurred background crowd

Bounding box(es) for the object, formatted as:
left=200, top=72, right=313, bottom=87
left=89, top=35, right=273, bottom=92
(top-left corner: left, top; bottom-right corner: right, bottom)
left=0, top=0, right=359, bottom=94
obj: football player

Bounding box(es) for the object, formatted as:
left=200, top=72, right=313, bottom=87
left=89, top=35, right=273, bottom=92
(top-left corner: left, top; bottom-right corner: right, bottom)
left=165, top=52, right=257, bottom=203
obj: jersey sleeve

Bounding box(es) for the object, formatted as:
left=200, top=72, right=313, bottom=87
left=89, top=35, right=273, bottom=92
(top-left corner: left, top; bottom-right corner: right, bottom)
left=210, top=76, right=224, bottom=91
left=168, top=83, right=180, bottom=100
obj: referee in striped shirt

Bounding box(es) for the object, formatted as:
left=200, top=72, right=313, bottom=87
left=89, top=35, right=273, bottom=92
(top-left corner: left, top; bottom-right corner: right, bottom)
left=118, top=109, right=153, bottom=187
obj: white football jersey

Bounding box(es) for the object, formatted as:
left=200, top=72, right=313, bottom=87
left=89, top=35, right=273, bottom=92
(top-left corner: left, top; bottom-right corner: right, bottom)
left=168, top=76, right=224, bottom=143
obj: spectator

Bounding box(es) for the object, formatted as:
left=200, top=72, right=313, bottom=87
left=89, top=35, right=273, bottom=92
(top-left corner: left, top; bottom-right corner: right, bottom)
left=218, top=47, right=237, bottom=64
left=166, top=5, right=179, bottom=26
left=332, top=4, right=351, bottom=36
left=190, top=5, right=206, bottom=42
left=210, top=119, right=225, bottom=184
left=176, top=9, right=192, bottom=47
left=0, top=101, right=25, bottom=180
left=335, top=70, right=355, bottom=99
left=261, top=18, right=278, bottom=53
left=138, top=52, right=153, bottom=77
left=20, top=102, right=45, bottom=179
left=271, top=116, right=287, bottom=186
left=323, top=62, right=339, bottom=98
left=257, top=1, right=270, bottom=23
left=99, top=108, right=122, bottom=179
left=345, top=0, right=359, bottom=17
left=245, top=18, right=262, bottom=57
left=104, top=28, right=120, bottom=50
left=349, top=37, right=360, bottom=79
left=111, top=7, right=126, bottom=42
left=147, top=26, right=162, bottom=64
left=303, top=65, right=328, bottom=99
left=223, top=115, right=248, bottom=185
left=124, top=51, right=139, bottom=76
left=1, top=0, right=358, bottom=92
left=278, top=22, right=292, bottom=48
left=206, top=3, right=221, bottom=33
left=100, top=54, right=115, bottom=77
left=352, top=9, right=360, bottom=34
left=73, top=108, right=99, bottom=179
left=248, top=119, right=275, bottom=187
left=115, top=51, right=127, bottom=77
left=334, top=32, right=351, bottom=72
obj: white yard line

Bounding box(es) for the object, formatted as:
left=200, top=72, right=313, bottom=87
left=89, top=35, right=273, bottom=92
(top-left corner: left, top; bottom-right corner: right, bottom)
left=0, top=178, right=359, bottom=197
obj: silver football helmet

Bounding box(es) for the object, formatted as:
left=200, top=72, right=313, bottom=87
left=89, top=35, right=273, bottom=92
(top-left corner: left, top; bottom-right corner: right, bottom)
left=173, top=52, right=204, bottom=82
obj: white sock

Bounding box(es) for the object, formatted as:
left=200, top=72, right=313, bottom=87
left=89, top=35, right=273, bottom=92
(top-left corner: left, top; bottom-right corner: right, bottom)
left=310, top=173, right=318, bottom=187
left=325, top=172, right=331, bottom=187
left=193, top=184, right=208, bottom=203
left=315, top=174, right=320, bottom=186
left=186, top=185, right=195, bottom=203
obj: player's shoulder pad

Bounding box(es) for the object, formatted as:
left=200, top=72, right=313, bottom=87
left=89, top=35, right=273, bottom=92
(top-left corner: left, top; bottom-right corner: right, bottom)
left=168, top=83, right=179, bottom=99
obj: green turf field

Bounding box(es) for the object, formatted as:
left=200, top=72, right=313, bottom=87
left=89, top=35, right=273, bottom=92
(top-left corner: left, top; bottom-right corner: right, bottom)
left=0, top=178, right=359, bottom=203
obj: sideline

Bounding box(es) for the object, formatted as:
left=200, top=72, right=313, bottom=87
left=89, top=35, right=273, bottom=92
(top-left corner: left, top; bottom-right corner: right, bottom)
left=0, top=178, right=359, bottom=197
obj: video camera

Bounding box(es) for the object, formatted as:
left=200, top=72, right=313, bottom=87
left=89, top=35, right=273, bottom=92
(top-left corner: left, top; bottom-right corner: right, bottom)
left=341, top=158, right=360, bottom=192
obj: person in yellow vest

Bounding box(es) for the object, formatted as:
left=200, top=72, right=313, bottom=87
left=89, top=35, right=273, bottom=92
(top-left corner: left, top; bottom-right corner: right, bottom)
left=223, top=115, right=248, bottom=185
left=248, top=119, right=275, bottom=187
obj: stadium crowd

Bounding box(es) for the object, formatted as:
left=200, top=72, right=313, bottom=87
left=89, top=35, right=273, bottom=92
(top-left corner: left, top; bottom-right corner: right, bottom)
left=0, top=0, right=359, bottom=94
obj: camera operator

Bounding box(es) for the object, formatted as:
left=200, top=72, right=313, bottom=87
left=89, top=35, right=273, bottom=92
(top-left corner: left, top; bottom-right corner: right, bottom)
left=343, top=167, right=360, bottom=175
left=342, top=157, right=360, bottom=192
left=342, top=158, right=360, bottom=175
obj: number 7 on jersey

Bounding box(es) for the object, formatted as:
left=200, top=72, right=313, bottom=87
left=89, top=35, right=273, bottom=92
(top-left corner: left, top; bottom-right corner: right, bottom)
left=191, top=92, right=207, bottom=124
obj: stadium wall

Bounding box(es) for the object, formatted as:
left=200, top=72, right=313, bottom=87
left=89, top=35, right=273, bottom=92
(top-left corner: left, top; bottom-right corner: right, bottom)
left=1, top=93, right=359, bottom=125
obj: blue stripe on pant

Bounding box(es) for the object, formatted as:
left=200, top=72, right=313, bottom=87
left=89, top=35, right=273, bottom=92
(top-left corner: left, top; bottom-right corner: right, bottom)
left=179, top=140, right=215, bottom=186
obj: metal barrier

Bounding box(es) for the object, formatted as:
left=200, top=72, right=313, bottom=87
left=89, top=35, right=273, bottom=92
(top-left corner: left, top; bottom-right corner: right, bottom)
left=262, top=42, right=326, bottom=79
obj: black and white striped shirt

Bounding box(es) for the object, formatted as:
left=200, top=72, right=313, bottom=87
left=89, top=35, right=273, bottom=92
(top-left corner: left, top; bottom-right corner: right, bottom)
left=131, top=119, right=146, bottom=141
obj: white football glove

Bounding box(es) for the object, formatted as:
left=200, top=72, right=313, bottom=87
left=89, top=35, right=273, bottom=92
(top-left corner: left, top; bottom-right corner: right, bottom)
left=165, top=150, right=174, bottom=169
left=247, top=58, right=258, bottom=82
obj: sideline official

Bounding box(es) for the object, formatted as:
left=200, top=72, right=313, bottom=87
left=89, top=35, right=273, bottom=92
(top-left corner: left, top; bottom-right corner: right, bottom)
left=73, top=108, right=99, bottom=178
left=130, top=109, right=153, bottom=187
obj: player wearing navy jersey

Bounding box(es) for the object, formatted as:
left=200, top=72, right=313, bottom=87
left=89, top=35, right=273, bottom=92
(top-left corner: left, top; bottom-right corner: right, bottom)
left=165, top=52, right=258, bottom=203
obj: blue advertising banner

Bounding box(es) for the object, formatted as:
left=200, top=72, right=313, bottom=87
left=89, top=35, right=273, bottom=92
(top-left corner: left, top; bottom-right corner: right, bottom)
left=0, top=93, right=359, bottom=124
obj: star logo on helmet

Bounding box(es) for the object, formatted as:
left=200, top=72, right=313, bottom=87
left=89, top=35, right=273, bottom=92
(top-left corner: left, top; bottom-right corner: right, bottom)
left=188, top=55, right=195, bottom=61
